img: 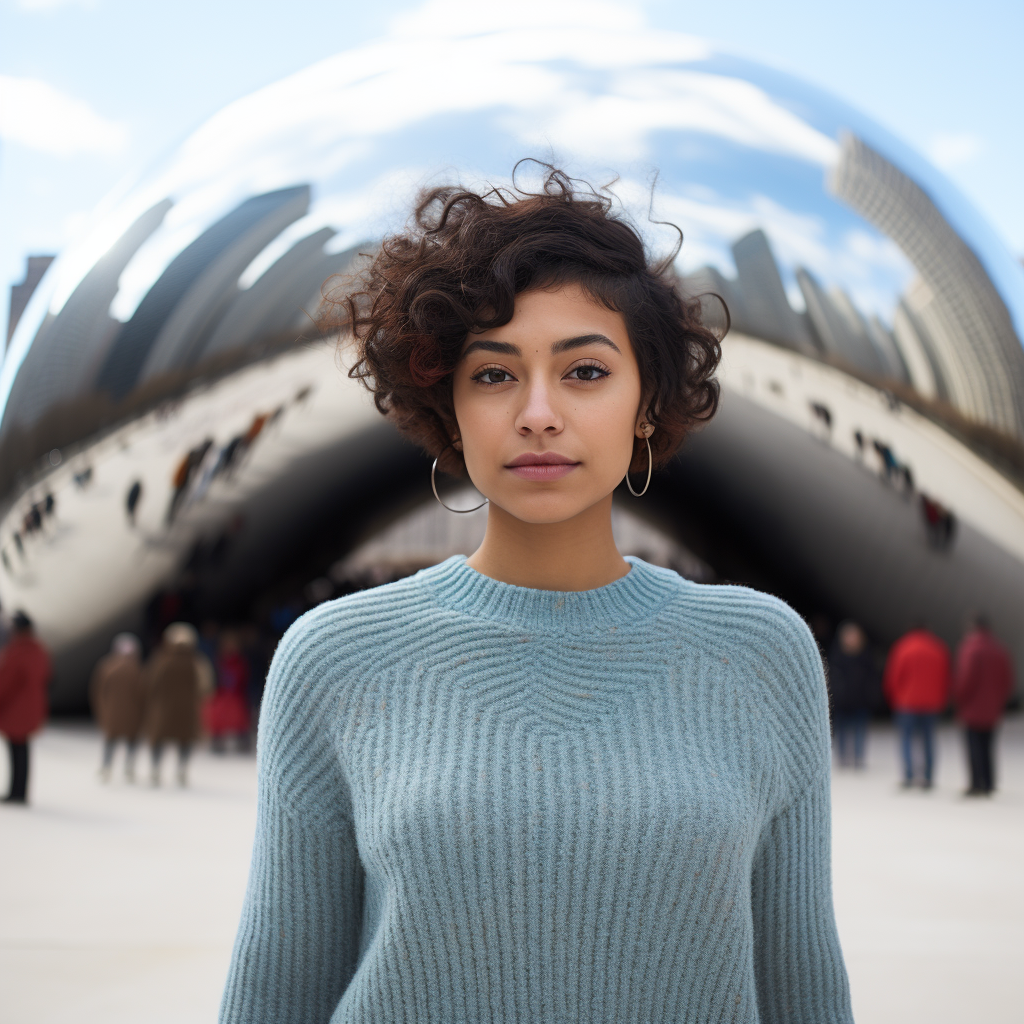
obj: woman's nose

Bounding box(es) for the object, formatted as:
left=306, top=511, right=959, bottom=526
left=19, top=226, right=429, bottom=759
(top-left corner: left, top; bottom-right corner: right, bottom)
left=515, top=379, right=563, bottom=435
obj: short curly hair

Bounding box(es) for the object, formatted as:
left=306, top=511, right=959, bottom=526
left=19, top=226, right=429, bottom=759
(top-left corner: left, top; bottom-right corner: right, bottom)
left=321, top=165, right=723, bottom=475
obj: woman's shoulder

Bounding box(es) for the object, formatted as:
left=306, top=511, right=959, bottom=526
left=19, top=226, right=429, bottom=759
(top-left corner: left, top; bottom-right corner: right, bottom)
left=271, top=564, right=449, bottom=675
left=662, top=575, right=823, bottom=697
left=664, top=574, right=816, bottom=652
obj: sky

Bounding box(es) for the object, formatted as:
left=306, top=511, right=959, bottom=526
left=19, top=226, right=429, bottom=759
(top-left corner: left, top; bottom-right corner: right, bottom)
left=1, top=0, right=1022, bottom=336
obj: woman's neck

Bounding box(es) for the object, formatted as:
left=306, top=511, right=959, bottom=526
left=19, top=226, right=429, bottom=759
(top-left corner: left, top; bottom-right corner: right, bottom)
left=466, top=494, right=630, bottom=591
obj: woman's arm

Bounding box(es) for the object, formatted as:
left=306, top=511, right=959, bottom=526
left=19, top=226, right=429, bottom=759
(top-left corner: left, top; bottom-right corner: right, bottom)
left=747, top=599, right=853, bottom=1023
left=219, top=620, right=364, bottom=1023
left=750, top=771, right=853, bottom=1022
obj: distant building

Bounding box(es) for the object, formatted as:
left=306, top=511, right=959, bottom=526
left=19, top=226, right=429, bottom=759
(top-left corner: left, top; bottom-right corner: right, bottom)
left=892, top=298, right=945, bottom=401
left=7, top=256, right=54, bottom=348
left=830, top=132, right=1024, bottom=437
left=730, top=230, right=817, bottom=356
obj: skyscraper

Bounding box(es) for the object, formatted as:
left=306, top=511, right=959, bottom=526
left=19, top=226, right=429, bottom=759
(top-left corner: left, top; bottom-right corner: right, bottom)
left=730, top=230, right=817, bottom=356
left=830, top=133, right=1024, bottom=437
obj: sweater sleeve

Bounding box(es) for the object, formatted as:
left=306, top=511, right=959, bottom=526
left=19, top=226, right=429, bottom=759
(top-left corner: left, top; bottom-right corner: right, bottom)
left=748, top=601, right=853, bottom=1023
left=751, top=772, right=852, bottom=1022
left=219, top=618, right=365, bottom=1024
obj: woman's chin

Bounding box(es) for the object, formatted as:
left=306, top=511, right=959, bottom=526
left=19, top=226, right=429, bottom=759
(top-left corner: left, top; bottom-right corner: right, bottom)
left=490, top=490, right=611, bottom=526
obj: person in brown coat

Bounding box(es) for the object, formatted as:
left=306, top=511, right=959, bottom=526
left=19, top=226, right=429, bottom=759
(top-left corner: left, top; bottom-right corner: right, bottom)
left=145, top=622, right=203, bottom=787
left=0, top=611, right=51, bottom=804
left=90, top=633, right=146, bottom=783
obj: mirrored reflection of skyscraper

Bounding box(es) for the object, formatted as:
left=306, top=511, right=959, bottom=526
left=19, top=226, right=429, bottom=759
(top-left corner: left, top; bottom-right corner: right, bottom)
left=830, top=132, right=1024, bottom=437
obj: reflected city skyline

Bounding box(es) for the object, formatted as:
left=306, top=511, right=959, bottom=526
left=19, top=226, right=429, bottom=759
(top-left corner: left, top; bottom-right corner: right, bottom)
left=1, top=23, right=1023, bottom=705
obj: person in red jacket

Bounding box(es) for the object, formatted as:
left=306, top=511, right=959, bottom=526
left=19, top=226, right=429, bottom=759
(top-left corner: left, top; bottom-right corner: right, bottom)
left=0, top=611, right=52, bottom=804
left=884, top=626, right=950, bottom=789
left=953, top=615, right=1014, bottom=796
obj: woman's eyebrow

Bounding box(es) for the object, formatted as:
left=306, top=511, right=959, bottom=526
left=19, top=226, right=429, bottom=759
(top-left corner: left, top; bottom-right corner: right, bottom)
left=462, top=339, right=521, bottom=358
left=461, top=333, right=621, bottom=359
left=551, top=333, right=621, bottom=355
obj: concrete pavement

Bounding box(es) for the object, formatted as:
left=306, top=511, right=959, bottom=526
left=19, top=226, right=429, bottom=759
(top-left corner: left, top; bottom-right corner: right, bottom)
left=1, top=718, right=1021, bottom=1022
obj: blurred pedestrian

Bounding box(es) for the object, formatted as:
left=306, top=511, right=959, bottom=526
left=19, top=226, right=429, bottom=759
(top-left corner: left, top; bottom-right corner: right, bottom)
left=828, top=621, right=879, bottom=768
left=0, top=611, right=51, bottom=804
left=0, top=602, right=11, bottom=649
left=204, top=630, right=251, bottom=752
left=884, top=626, right=950, bottom=789
left=125, top=480, right=143, bottom=526
left=145, top=622, right=203, bottom=786
left=953, top=615, right=1014, bottom=796
left=90, top=633, right=146, bottom=782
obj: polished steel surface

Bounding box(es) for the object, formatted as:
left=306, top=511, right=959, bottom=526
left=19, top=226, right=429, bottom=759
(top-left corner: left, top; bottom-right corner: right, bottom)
left=2, top=25, right=1024, bottom=700
left=4, top=24, right=1024, bottom=493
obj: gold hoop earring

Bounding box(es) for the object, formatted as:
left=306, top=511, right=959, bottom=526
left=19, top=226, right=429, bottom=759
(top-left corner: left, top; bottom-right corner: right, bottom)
left=431, top=452, right=488, bottom=513
left=626, top=435, right=652, bottom=497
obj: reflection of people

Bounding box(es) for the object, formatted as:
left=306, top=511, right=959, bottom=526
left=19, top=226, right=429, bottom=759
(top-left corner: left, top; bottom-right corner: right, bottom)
left=145, top=623, right=203, bottom=786
left=953, top=616, right=1013, bottom=796
left=166, top=439, right=212, bottom=523
left=0, top=612, right=51, bottom=805
left=884, top=626, right=950, bottom=789
left=828, top=622, right=879, bottom=768
left=125, top=480, right=143, bottom=525
left=221, top=168, right=852, bottom=1022
left=90, top=633, right=146, bottom=782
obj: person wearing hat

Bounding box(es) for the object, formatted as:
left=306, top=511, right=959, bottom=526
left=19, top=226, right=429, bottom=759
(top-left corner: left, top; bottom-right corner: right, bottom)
left=145, top=622, right=206, bottom=786
left=0, top=611, right=52, bottom=804
left=90, top=633, right=146, bottom=782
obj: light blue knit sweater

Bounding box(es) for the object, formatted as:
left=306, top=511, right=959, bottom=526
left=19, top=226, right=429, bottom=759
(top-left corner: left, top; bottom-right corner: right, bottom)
left=220, top=556, right=852, bottom=1023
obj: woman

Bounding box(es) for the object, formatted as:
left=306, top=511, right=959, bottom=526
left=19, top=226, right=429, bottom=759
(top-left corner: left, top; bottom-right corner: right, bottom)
left=221, top=168, right=852, bottom=1022
left=90, top=632, right=146, bottom=782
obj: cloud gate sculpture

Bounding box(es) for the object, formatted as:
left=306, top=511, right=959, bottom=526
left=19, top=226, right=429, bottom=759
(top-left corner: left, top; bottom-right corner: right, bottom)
left=3, top=23, right=1024, bottom=707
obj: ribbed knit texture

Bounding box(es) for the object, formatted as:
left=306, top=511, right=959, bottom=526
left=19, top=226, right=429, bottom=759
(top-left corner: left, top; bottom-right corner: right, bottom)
left=220, top=557, right=852, bottom=1023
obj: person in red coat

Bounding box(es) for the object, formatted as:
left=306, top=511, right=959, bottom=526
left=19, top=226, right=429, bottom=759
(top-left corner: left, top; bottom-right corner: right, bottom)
left=0, top=611, right=52, bottom=804
left=953, top=616, right=1014, bottom=796
left=884, top=626, right=950, bottom=789
left=204, top=631, right=251, bottom=753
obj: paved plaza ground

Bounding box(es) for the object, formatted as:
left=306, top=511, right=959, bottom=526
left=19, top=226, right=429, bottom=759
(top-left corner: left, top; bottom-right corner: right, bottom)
left=1, top=717, right=1021, bottom=1023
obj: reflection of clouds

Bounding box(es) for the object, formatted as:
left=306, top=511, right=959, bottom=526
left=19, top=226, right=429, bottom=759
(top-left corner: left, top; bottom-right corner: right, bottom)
left=71, top=24, right=842, bottom=323
left=513, top=70, right=838, bottom=167
left=647, top=184, right=912, bottom=320
left=928, top=132, right=983, bottom=170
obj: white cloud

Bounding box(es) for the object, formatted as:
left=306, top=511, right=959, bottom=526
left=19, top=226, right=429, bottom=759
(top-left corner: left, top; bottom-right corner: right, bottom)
left=0, top=74, right=126, bottom=156
left=927, top=132, right=983, bottom=170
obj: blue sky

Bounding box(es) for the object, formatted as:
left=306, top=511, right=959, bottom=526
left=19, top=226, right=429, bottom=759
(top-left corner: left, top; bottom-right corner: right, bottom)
left=1, top=0, right=1021, bottom=334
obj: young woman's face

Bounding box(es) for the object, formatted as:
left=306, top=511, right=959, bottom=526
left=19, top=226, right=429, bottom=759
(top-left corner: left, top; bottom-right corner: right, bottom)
left=452, top=284, right=646, bottom=525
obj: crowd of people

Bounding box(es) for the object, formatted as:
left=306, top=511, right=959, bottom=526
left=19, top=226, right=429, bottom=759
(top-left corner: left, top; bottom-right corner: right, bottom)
left=0, top=589, right=1017, bottom=804
left=826, top=614, right=1014, bottom=795
left=90, top=620, right=268, bottom=787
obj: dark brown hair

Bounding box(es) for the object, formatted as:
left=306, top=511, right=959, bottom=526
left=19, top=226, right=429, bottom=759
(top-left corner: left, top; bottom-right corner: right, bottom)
left=320, top=164, right=722, bottom=475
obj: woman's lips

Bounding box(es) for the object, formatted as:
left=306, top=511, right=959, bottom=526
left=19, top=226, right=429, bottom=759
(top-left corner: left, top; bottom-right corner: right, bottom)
left=505, top=453, right=580, bottom=481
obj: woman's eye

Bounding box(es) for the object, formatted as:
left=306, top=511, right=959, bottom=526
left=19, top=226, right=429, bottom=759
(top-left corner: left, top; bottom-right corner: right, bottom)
left=476, top=369, right=514, bottom=384
left=566, top=364, right=608, bottom=381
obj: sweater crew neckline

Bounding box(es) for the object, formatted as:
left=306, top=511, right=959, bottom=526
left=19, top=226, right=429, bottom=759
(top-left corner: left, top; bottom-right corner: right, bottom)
left=422, top=555, right=681, bottom=631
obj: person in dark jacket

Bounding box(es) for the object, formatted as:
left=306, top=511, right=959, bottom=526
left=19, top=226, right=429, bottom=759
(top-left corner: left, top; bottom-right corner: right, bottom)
left=90, top=633, right=146, bottom=782
left=828, top=621, right=879, bottom=768
left=953, top=615, right=1014, bottom=796
left=0, top=611, right=52, bottom=804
